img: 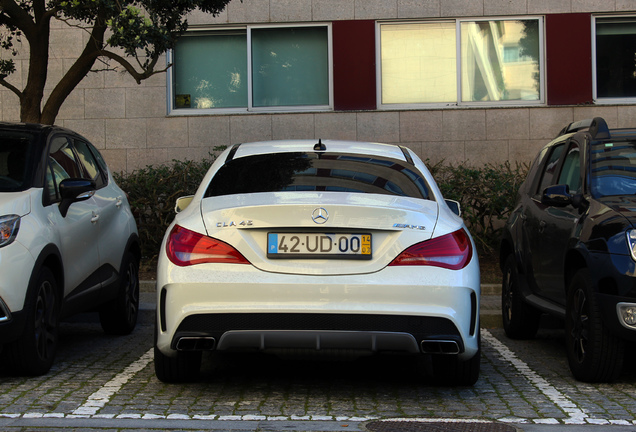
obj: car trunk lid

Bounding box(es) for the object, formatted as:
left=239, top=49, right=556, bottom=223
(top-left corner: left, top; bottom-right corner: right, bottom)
left=200, top=192, right=438, bottom=275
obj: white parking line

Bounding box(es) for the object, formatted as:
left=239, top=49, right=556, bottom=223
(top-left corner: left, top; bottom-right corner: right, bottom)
left=71, top=348, right=154, bottom=416
left=481, top=328, right=589, bottom=424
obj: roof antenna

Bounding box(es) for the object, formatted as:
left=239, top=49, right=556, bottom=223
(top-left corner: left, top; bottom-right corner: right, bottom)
left=313, top=139, right=326, bottom=151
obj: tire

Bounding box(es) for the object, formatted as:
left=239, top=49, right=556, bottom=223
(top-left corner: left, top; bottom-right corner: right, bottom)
left=565, top=268, right=624, bottom=383
left=6, top=267, right=59, bottom=376
left=154, top=325, right=202, bottom=383
left=501, top=255, right=541, bottom=339
left=99, top=251, right=139, bottom=335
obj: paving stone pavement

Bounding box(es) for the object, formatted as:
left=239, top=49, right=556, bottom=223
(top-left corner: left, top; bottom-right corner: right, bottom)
left=0, top=283, right=634, bottom=431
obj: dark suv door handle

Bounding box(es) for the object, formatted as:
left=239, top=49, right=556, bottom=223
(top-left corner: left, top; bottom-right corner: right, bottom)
left=539, top=220, right=546, bottom=233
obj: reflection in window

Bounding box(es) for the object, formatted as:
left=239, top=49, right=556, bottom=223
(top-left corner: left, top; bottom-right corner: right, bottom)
left=49, top=137, right=81, bottom=179
left=172, top=25, right=330, bottom=111
left=558, top=146, right=580, bottom=193
left=461, top=20, right=540, bottom=102
left=590, top=141, right=636, bottom=197
left=205, top=152, right=430, bottom=200
left=173, top=31, right=248, bottom=109
left=379, top=18, right=542, bottom=106
left=536, top=144, right=565, bottom=196
left=74, top=140, right=104, bottom=187
left=251, top=27, right=329, bottom=107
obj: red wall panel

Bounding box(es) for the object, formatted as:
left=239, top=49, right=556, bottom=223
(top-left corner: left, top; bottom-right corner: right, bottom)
left=546, top=13, right=593, bottom=105
left=333, top=20, right=377, bottom=110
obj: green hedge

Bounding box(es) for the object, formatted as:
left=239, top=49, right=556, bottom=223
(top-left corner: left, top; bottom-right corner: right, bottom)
left=114, top=154, right=221, bottom=262
left=428, top=160, right=528, bottom=253
left=115, top=156, right=528, bottom=264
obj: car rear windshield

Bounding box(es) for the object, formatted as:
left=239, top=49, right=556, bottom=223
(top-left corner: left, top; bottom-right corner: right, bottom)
left=205, top=152, right=431, bottom=200
left=0, top=131, right=35, bottom=192
left=590, top=140, right=636, bottom=197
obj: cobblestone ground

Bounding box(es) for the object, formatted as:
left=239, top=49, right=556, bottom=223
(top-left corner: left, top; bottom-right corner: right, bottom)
left=0, top=308, right=635, bottom=429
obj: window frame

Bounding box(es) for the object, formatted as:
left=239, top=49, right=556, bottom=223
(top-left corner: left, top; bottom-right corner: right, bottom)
left=167, top=23, right=334, bottom=116
left=592, top=14, right=636, bottom=104
left=376, top=16, right=545, bottom=109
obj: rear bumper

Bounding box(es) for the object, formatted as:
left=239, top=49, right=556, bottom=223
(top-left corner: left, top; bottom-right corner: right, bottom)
left=156, top=260, right=480, bottom=360
left=171, top=312, right=468, bottom=355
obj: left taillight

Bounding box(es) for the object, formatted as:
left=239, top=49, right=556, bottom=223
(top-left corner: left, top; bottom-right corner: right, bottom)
left=166, top=225, right=250, bottom=267
left=389, top=228, right=473, bottom=270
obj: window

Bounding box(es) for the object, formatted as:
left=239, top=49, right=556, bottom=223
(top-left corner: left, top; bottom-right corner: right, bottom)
left=536, top=143, right=565, bottom=197
left=378, top=18, right=543, bottom=107
left=45, top=137, right=107, bottom=204
left=169, top=25, right=332, bottom=114
left=47, top=137, right=80, bottom=203
left=594, top=17, right=636, bottom=102
left=590, top=140, right=636, bottom=197
left=558, top=144, right=581, bottom=193
left=204, top=152, right=431, bottom=200
left=74, top=140, right=107, bottom=188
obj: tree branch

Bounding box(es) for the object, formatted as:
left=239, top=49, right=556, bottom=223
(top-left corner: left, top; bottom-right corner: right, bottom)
left=99, top=50, right=169, bottom=84
left=0, top=76, right=22, bottom=98
left=0, top=0, right=36, bottom=38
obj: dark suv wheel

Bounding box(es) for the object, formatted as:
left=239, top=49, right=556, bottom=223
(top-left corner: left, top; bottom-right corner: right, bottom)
left=565, top=269, right=624, bottom=382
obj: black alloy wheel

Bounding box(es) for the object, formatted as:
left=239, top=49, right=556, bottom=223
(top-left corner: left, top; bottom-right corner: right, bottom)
left=6, top=267, right=59, bottom=375
left=100, top=251, right=140, bottom=335
left=565, top=268, right=624, bottom=382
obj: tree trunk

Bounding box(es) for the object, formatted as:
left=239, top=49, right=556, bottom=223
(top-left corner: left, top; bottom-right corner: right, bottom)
left=20, top=27, right=50, bottom=123
left=16, top=5, right=52, bottom=124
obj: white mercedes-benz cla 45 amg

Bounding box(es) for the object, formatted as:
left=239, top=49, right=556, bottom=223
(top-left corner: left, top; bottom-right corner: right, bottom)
left=155, top=140, right=480, bottom=385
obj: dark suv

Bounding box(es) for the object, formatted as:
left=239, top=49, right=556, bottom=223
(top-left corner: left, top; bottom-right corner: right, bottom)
left=500, top=117, right=636, bottom=382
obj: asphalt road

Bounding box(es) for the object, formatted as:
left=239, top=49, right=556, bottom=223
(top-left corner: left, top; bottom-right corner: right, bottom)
left=0, top=285, right=634, bottom=432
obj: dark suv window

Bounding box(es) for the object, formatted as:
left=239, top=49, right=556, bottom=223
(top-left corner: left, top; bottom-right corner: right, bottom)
left=205, top=152, right=431, bottom=200
left=590, top=140, right=636, bottom=197
left=535, top=143, right=565, bottom=196
left=558, top=144, right=581, bottom=193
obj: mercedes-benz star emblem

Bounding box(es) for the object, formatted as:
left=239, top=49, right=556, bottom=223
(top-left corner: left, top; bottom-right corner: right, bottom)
left=312, top=207, right=329, bottom=224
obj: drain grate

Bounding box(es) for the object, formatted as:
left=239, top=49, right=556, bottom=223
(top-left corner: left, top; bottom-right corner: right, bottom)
left=363, top=420, right=520, bottom=432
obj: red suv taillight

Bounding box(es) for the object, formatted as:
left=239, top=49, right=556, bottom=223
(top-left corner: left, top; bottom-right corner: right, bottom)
left=166, top=225, right=250, bottom=266
left=389, top=229, right=473, bottom=270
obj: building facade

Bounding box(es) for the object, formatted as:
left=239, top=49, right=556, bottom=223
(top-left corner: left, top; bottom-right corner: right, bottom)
left=3, top=0, right=636, bottom=173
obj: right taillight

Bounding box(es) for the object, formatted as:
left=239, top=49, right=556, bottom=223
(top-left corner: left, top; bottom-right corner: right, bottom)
left=389, top=229, right=472, bottom=270
left=166, top=225, right=250, bottom=266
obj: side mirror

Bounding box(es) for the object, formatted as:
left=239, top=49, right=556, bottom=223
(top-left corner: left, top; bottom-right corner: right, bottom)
left=59, top=178, right=96, bottom=217
left=445, top=199, right=461, bottom=216
left=175, top=195, right=194, bottom=213
left=541, top=184, right=572, bottom=207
